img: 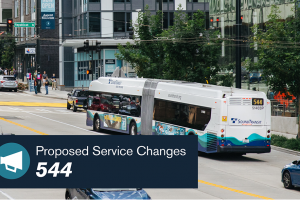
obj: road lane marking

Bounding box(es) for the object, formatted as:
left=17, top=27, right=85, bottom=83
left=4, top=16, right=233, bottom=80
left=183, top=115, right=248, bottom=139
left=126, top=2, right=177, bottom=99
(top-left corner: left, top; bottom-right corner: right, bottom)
left=0, top=102, right=65, bottom=107
left=26, top=112, right=96, bottom=133
left=198, top=180, right=274, bottom=200
left=0, top=117, right=48, bottom=135
left=0, top=190, right=14, bottom=200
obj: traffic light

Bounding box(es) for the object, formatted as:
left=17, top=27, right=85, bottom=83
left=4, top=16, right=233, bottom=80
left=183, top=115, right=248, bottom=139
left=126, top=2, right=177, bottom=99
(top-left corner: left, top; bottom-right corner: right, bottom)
left=210, top=18, right=213, bottom=27
left=87, top=70, right=93, bottom=75
left=84, top=40, right=89, bottom=53
left=240, top=15, right=243, bottom=24
left=128, top=27, right=134, bottom=39
left=96, top=41, right=101, bottom=53
left=7, top=18, right=13, bottom=33
left=216, top=17, right=219, bottom=27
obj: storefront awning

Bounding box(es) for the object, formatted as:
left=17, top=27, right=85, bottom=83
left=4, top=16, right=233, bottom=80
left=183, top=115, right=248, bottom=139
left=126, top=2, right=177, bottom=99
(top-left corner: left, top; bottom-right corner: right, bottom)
left=62, top=39, right=135, bottom=48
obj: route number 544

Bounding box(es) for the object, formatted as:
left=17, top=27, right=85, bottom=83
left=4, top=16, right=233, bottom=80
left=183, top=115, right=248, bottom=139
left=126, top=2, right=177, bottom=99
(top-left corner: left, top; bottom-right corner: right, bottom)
left=36, top=162, right=72, bottom=177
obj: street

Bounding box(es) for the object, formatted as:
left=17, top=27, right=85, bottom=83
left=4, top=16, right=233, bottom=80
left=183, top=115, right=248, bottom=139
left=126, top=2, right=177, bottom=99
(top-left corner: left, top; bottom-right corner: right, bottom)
left=0, top=91, right=299, bottom=199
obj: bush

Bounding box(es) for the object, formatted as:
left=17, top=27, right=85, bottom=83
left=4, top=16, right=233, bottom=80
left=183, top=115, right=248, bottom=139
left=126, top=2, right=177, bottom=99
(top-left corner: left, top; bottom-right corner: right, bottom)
left=271, top=134, right=300, bottom=151
left=18, top=83, right=26, bottom=91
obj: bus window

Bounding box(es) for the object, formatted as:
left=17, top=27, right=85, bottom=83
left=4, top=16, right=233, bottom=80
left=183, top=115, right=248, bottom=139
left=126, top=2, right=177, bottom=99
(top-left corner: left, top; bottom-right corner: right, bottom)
left=153, top=99, right=211, bottom=131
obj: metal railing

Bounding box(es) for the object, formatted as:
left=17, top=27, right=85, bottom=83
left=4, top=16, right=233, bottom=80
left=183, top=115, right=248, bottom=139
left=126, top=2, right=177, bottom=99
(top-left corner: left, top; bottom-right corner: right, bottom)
left=271, top=100, right=298, bottom=117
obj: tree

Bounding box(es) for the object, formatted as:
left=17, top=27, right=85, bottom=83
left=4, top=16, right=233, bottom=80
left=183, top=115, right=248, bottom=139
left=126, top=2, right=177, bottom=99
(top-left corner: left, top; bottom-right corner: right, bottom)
left=247, top=5, right=300, bottom=137
left=1, top=34, right=16, bottom=70
left=116, top=5, right=233, bottom=86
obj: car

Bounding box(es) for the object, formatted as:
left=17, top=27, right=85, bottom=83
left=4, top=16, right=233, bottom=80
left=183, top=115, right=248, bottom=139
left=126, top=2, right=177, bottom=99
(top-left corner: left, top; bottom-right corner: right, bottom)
left=249, top=72, right=262, bottom=83
left=0, top=75, right=18, bottom=92
left=65, top=188, right=151, bottom=199
left=67, top=89, right=89, bottom=112
left=89, top=96, right=119, bottom=113
left=281, top=160, right=300, bottom=189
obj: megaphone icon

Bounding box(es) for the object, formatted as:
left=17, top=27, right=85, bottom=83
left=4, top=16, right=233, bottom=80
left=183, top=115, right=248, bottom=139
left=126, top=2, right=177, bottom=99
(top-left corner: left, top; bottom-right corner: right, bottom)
left=0, top=151, right=22, bottom=173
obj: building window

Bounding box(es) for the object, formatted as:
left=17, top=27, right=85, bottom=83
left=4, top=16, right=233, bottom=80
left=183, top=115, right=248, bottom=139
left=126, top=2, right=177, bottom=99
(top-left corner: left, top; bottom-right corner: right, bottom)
left=114, top=12, right=131, bottom=32
left=74, top=0, right=77, bottom=9
left=31, top=26, right=34, bottom=37
left=114, top=0, right=131, bottom=2
left=162, top=12, right=174, bottom=29
left=31, top=0, right=35, bottom=13
left=89, top=12, right=100, bottom=32
left=89, top=0, right=100, bottom=2
left=74, top=18, right=77, bottom=36
left=2, top=9, right=12, bottom=23
left=21, top=0, right=23, bottom=16
left=25, top=0, right=28, bottom=15
left=15, top=0, right=19, bottom=18
left=187, top=0, right=203, bottom=2
left=157, top=0, right=174, bottom=2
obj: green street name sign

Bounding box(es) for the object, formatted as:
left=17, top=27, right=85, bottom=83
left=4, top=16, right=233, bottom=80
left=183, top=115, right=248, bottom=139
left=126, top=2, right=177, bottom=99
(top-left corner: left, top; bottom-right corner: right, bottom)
left=14, top=22, right=35, bottom=28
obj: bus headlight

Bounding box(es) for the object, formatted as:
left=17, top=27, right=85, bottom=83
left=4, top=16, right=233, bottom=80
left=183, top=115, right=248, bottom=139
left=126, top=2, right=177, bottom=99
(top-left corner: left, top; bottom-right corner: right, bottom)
left=221, top=139, right=225, bottom=143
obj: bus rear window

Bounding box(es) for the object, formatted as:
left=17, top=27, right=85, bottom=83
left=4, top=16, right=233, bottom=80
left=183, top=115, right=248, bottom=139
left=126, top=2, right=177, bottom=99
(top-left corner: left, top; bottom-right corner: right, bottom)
left=153, top=99, right=211, bottom=131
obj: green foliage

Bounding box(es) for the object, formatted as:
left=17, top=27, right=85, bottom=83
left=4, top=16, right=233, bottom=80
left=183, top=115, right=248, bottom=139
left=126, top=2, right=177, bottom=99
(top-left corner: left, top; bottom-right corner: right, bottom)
left=116, top=5, right=232, bottom=86
left=18, top=83, right=28, bottom=91
left=248, top=5, right=300, bottom=98
left=271, top=134, right=300, bottom=151
left=0, top=34, right=16, bottom=70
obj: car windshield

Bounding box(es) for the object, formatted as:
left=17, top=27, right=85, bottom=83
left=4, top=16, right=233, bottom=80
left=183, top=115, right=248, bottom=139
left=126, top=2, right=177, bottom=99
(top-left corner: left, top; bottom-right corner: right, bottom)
left=93, top=188, right=137, bottom=192
left=3, top=77, right=16, bottom=81
left=75, top=91, right=89, bottom=97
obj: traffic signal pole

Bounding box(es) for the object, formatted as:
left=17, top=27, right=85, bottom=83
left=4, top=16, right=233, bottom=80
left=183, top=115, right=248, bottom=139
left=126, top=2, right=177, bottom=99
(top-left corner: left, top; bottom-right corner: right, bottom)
left=236, top=0, right=242, bottom=89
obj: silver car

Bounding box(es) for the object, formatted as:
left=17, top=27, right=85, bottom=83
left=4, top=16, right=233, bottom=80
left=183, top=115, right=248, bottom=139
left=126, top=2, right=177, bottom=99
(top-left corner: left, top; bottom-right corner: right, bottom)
left=0, top=75, right=18, bottom=92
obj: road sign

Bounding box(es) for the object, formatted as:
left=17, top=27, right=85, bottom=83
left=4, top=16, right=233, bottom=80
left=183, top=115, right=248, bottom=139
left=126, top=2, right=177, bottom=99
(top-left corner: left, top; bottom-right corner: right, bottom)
left=14, top=22, right=35, bottom=28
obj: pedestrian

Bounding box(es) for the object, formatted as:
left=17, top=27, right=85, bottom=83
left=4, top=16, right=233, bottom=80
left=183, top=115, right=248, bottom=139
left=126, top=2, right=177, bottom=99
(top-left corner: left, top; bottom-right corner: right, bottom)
left=42, top=71, right=47, bottom=87
left=34, top=77, right=38, bottom=95
left=13, top=68, right=18, bottom=79
left=51, top=73, right=57, bottom=90
left=269, top=90, right=274, bottom=100
left=4, top=68, right=7, bottom=75
left=45, top=77, right=49, bottom=95
left=34, top=70, right=37, bottom=78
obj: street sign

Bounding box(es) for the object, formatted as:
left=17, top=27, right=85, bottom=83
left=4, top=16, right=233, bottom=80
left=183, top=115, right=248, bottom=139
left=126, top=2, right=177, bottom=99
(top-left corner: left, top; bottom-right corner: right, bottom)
left=14, top=22, right=35, bottom=28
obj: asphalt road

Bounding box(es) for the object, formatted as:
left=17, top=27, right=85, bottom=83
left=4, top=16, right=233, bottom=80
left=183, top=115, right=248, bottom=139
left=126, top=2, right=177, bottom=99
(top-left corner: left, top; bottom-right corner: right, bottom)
left=0, top=91, right=299, bottom=199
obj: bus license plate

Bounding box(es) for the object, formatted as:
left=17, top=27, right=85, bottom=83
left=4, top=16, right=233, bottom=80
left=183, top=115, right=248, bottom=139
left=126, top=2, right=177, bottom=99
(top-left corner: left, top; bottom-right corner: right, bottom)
left=243, top=139, right=249, bottom=143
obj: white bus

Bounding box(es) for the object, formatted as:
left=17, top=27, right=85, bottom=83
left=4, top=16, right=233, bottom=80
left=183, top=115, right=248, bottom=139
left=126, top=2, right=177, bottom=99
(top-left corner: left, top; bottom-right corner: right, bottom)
left=87, top=77, right=271, bottom=154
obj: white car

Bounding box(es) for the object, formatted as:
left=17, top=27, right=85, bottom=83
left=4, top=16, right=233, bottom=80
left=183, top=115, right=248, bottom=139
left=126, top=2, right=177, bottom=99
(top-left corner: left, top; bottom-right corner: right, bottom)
left=0, top=75, right=18, bottom=92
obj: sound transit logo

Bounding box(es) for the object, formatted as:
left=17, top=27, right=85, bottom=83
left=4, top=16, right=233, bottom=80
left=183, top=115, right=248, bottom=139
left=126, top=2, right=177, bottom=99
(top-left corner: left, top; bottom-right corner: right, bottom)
left=0, top=143, right=30, bottom=179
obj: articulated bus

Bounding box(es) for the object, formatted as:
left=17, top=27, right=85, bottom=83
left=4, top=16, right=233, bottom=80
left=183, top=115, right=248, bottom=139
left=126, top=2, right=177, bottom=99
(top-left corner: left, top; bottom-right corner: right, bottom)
left=86, top=77, right=271, bottom=154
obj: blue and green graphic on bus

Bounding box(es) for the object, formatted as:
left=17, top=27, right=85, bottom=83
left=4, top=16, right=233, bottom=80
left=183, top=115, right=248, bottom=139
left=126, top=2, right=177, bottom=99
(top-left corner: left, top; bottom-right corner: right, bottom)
left=155, top=122, right=185, bottom=135
left=103, top=114, right=127, bottom=131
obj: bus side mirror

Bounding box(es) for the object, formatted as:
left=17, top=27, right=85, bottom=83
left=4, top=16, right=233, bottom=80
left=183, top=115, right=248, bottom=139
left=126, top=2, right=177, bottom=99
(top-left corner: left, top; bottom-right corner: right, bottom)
left=292, top=160, right=298, bottom=165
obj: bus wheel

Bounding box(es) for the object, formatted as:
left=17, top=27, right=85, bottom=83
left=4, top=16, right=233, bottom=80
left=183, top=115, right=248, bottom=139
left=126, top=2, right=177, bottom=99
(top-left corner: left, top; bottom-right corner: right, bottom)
left=129, top=122, right=137, bottom=135
left=188, top=132, right=195, bottom=135
left=94, top=115, right=101, bottom=132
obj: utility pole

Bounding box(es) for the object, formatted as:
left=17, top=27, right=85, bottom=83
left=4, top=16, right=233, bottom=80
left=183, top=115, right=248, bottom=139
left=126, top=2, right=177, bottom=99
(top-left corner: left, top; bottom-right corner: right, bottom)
left=36, top=0, right=41, bottom=92
left=235, top=0, right=242, bottom=89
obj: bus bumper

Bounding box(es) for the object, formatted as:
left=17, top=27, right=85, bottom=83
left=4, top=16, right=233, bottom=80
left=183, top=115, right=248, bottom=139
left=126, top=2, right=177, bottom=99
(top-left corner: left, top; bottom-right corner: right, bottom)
left=217, top=146, right=271, bottom=153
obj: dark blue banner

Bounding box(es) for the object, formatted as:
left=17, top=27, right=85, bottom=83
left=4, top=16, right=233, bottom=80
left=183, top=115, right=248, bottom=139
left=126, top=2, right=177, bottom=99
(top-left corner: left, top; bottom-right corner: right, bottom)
left=41, top=12, right=55, bottom=29
left=0, top=136, right=198, bottom=188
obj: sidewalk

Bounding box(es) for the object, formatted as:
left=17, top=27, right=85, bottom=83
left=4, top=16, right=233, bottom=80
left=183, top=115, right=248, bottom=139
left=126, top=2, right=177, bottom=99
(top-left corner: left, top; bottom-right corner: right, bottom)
left=22, top=86, right=69, bottom=100
left=271, top=131, right=297, bottom=139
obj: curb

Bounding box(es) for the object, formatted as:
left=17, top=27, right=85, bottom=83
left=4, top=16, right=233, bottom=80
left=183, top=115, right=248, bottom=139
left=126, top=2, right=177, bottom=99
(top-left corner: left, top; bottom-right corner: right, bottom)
left=271, top=145, right=300, bottom=156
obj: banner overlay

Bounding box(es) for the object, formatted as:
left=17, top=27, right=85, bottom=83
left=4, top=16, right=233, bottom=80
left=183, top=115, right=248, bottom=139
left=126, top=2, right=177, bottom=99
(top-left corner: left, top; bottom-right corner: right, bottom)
left=0, top=136, right=198, bottom=188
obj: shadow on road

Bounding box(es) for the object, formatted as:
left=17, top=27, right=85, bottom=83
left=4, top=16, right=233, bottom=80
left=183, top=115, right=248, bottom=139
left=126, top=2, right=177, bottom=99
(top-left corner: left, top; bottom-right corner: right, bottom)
left=198, top=152, right=265, bottom=162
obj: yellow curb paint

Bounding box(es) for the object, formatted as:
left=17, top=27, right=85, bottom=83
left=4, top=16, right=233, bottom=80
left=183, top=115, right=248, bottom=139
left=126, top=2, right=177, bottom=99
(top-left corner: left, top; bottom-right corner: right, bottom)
left=0, top=117, right=48, bottom=135
left=198, top=180, right=274, bottom=200
left=0, top=102, right=66, bottom=107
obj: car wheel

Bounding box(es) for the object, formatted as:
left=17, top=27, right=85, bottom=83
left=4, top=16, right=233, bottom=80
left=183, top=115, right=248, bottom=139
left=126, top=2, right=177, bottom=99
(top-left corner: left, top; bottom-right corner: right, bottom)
left=129, top=122, right=137, bottom=135
left=67, top=102, right=71, bottom=110
left=93, top=115, right=101, bottom=132
left=14, top=89, right=17, bottom=92
left=73, top=103, right=77, bottom=112
left=283, top=171, right=294, bottom=189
